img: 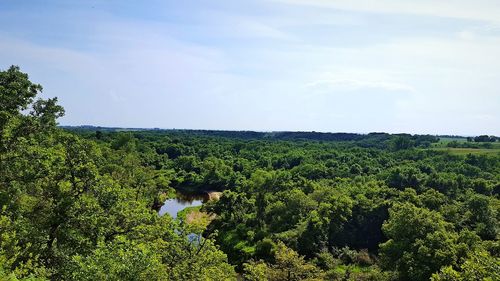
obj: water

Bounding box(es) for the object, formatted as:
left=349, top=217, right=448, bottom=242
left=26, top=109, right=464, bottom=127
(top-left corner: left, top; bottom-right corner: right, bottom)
left=158, top=192, right=207, bottom=218
left=159, top=191, right=211, bottom=245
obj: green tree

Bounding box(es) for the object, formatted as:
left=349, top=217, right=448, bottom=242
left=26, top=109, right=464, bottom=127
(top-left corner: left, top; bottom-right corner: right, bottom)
left=243, top=242, right=324, bottom=281
left=380, top=203, right=459, bottom=281
left=431, top=250, right=500, bottom=281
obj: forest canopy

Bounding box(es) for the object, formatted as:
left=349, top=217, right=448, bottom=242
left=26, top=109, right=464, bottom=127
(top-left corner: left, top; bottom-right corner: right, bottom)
left=0, top=66, right=499, bottom=280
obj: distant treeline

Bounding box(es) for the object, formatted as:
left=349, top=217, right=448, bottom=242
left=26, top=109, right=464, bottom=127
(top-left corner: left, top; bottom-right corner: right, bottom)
left=468, top=135, right=499, bottom=142
left=64, top=126, right=442, bottom=149
left=448, top=141, right=499, bottom=149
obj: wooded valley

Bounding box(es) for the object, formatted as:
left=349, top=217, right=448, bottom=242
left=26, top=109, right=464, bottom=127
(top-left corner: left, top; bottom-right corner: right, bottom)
left=1, top=66, right=499, bottom=280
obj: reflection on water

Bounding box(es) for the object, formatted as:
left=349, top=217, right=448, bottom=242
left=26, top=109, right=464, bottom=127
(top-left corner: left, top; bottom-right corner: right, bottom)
left=158, top=191, right=208, bottom=218
left=176, top=192, right=209, bottom=203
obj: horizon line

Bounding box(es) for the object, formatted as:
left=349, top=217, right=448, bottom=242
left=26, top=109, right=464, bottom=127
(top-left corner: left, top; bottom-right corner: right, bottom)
left=59, top=124, right=493, bottom=138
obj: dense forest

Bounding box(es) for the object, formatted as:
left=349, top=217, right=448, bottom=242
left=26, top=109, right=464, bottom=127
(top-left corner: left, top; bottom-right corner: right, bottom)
left=1, top=66, right=499, bottom=280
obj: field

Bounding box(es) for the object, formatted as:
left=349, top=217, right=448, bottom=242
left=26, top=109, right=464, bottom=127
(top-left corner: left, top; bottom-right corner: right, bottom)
left=429, top=147, right=500, bottom=156
left=429, top=137, right=500, bottom=155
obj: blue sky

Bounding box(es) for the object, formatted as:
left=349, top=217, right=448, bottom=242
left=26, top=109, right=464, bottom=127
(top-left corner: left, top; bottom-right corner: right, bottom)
left=1, top=0, right=499, bottom=135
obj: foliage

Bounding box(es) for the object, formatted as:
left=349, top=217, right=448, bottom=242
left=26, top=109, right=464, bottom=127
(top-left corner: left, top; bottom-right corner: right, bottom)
left=431, top=249, right=500, bottom=281
left=0, top=66, right=235, bottom=280
left=1, top=65, right=499, bottom=280
left=243, top=242, right=324, bottom=281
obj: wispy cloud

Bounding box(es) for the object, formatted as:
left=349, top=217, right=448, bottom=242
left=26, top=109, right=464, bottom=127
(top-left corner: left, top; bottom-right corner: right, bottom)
left=0, top=1, right=498, bottom=134
left=273, top=0, right=500, bottom=23
left=306, top=78, right=416, bottom=93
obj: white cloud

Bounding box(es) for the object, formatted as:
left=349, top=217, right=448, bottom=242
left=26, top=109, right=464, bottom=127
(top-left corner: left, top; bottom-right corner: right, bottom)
left=0, top=27, right=235, bottom=128
left=306, top=77, right=416, bottom=93
left=273, top=0, right=500, bottom=23
left=1, top=1, right=499, bottom=135
left=198, top=11, right=296, bottom=40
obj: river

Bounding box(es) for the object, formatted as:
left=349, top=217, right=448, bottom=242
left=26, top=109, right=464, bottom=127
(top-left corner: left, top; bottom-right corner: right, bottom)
left=158, top=191, right=208, bottom=218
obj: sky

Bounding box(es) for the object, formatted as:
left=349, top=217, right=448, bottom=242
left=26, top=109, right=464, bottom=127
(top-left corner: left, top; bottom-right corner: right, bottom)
left=0, top=0, right=499, bottom=135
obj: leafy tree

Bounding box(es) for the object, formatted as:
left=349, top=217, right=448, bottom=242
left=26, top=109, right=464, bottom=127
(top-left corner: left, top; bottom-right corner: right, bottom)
left=392, top=136, right=415, bottom=150
left=380, top=203, right=460, bottom=281
left=243, top=242, right=324, bottom=281
left=386, top=166, right=427, bottom=190
left=474, top=135, right=496, bottom=142
left=431, top=250, right=500, bottom=281
left=463, top=194, right=498, bottom=240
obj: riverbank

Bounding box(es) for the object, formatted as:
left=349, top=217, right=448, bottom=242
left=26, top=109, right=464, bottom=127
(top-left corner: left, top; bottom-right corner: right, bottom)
left=206, top=191, right=222, bottom=201
left=177, top=205, right=216, bottom=230
left=158, top=188, right=222, bottom=221
left=178, top=191, right=221, bottom=227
